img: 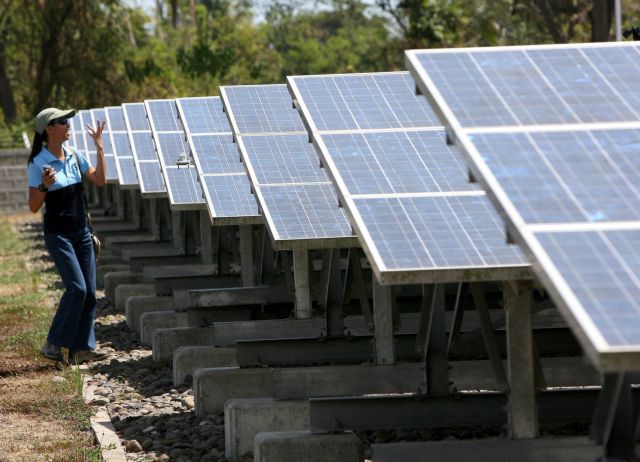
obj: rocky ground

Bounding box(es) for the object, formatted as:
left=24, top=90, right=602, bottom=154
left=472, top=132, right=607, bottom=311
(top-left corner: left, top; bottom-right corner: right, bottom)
left=87, top=302, right=251, bottom=462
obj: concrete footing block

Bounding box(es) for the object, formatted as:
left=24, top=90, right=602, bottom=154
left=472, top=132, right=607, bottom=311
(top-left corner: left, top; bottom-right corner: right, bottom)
left=371, top=437, right=600, bottom=462
left=114, top=283, right=156, bottom=312
left=152, top=327, right=216, bottom=362
left=141, top=264, right=216, bottom=283
left=195, top=363, right=423, bottom=414
left=225, top=399, right=309, bottom=461
left=140, top=311, right=188, bottom=346
left=125, top=295, right=176, bottom=331
left=254, top=431, right=361, bottom=462
left=103, top=271, right=142, bottom=302
left=96, top=264, right=129, bottom=290
left=173, top=346, right=237, bottom=386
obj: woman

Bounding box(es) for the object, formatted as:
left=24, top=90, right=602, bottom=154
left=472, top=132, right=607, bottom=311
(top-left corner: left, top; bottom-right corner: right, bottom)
left=27, top=107, right=107, bottom=363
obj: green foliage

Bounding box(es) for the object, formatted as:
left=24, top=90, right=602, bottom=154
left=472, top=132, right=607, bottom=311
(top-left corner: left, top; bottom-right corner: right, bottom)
left=0, top=0, right=637, bottom=132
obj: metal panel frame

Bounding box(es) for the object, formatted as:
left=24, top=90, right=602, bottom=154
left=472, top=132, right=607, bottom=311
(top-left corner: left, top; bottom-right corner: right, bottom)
left=175, top=96, right=261, bottom=226
left=144, top=98, right=205, bottom=211
left=91, top=108, right=118, bottom=184
left=405, top=42, right=640, bottom=371
left=122, top=102, right=166, bottom=197
left=105, top=105, right=139, bottom=189
left=219, top=85, right=358, bottom=250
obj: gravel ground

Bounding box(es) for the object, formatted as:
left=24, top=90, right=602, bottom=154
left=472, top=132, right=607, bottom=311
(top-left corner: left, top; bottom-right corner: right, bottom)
left=87, top=299, right=248, bottom=462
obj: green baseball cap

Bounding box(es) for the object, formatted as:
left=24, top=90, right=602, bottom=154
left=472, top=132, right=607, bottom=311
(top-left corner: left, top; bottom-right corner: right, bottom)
left=34, top=107, right=77, bottom=135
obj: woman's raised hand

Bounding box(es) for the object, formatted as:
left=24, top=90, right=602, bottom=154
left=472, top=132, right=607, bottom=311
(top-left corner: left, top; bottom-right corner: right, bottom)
left=86, top=120, right=106, bottom=149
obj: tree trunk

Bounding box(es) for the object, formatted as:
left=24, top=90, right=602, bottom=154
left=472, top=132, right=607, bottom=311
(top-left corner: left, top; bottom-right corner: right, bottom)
left=32, top=0, right=73, bottom=114
left=0, top=30, right=16, bottom=124
left=591, top=0, right=613, bottom=42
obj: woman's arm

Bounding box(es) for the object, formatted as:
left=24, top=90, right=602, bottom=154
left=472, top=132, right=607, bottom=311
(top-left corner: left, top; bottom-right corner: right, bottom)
left=28, top=166, right=56, bottom=213
left=84, top=120, right=107, bottom=186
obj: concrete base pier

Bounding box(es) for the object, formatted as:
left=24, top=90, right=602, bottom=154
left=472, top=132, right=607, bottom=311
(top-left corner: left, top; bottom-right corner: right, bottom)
left=125, top=295, right=176, bottom=331
left=225, top=398, right=309, bottom=461
left=173, top=346, right=237, bottom=386
left=140, top=312, right=189, bottom=346
left=104, top=271, right=142, bottom=301
left=254, top=431, right=361, bottom=462
left=195, top=363, right=423, bottom=414
left=371, top=437, right=601, bottom=462
left=114, top=283, right=155, bottom=312
left=152, top=319, right=325, bottom=362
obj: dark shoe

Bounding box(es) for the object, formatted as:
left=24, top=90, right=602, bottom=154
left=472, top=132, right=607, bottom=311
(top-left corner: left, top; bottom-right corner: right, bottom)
left=40, top=341, right=64, bottom=362
left=68, top=349, right=108, bottom=364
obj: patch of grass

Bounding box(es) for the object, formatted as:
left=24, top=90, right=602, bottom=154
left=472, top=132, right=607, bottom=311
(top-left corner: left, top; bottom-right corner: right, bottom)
left=0, top=214, right=102, bottom=461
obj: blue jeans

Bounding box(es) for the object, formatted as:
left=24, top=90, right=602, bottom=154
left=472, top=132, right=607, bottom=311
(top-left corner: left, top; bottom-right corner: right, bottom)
left=44, top=226, right=97, bottom=351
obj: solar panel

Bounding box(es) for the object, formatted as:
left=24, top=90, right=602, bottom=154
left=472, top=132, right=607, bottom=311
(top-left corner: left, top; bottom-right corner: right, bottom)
left=105, top=106, right=139, bottom=188
left=221, top=84, right=306, bottom=134
left=290, top=73, right=440, bottom=131
left=176, top=96, right=260, bottom=225
left=220, top=84, right=356, bottom=249
left=122, top=102, right=166, bottom=196
left=91, top=108, right=118, bottom=183
left=406, top=41, right=640, bottom=371
left=288, top=72, right=528, bottom=283
left=78, top=110, right=94, bottom=165
left=145, top=98, right=205, bottom=210
left=69, top=115, right=82, bottom=154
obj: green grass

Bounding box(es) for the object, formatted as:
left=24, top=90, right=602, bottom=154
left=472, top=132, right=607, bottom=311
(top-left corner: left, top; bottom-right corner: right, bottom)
left=0, top=214, right=102, bottom=462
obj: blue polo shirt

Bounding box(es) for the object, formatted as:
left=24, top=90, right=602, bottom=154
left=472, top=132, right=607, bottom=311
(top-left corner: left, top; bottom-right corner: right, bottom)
left=28, top=146, right=93, bottom=234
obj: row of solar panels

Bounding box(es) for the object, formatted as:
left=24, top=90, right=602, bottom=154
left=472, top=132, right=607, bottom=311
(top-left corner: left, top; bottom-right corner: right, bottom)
left=69, top=74, right=529, bottom=287
left=70, top=40, right=640, bottom=372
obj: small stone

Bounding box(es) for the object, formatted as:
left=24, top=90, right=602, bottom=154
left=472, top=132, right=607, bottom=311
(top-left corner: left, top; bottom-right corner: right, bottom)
left=181, top=396, right=195, bottom=410
left=208, top=448, right=221, bottom=458
left=89, top=398, right=109, bottom=406
left=141, top=439, right=154, bottom=450
left=143, top=425, right=155, bottom=433
left=158, top=454, right=170, bottom=462
left=125, top=439, right=143, bottom=453
left=51, top=375, right=66, bottom=383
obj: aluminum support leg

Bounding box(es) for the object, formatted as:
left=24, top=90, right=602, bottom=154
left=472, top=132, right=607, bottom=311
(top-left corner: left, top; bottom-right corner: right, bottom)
left=130, top=190, right=141, bottom=228
left=325, top=248, right=344, bottom=337
left=171, top=211, right=185, bottom=253
left=199, top=210, right=213, bottom=265
left=293, top=249, right=312, bottom=319
left=350, top=249, right=373, bottom=331
left=471, top=282, right=509, bottom=393
left=373, top=279, right=394, bottom=365
left=148, top=199, right=160, bottom=239
left=239, top=225, right=254, bottom=287
left=505, top=280, right=538, bottom=439
left=425, top=284, right=449, bottom=395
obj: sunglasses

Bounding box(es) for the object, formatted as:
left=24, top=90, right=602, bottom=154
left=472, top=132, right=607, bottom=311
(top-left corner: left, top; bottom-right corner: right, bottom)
left=49, top=118, right=69, bottom=126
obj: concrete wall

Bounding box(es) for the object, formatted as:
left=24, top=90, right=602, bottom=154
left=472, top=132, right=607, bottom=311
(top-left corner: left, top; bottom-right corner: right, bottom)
left=0, top=149, right=29, bottom=213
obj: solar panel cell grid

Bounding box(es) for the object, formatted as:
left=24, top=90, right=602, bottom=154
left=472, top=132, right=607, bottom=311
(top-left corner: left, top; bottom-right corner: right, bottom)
left=179, top=97, right=231, bottom=134
left=190, top=134, right=242, bottom=175
left=240, top=135, right=328, bottom=185
left=260, top=183, right=352, bottom=240
left=221, top=84, right=354, bottom=247
left=406, top=42, right=640, bottom=369
left=321, top=130, right=477, bottom=195
left=292, top=73, right=440, bottom=131
left=123, top=102, right=166, bottom=194
left=203, top=175, right=259, bottom=219
left=145, top=99, right=204, bottom=208
left=222, top=85, right=306, bottom=134
left=176, top=96, right=259, bottom=223
left=470, top=129, right=640, bottom=224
